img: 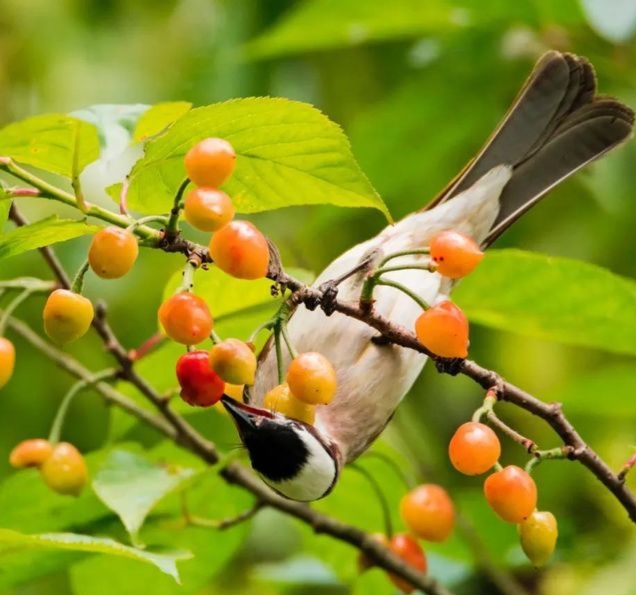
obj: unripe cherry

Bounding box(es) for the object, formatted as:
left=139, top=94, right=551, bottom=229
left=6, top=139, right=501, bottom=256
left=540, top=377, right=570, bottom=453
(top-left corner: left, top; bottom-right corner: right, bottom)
left=263, top=383, right=315, bottom=425
left=414, top=300, right=469, bottom=358
left=208, top=220, right=269, bottom=280
left=88, top=226, right=139, bottom=279
left=9, top=438, right=53, bottom=468
left=0, top=337, right=16, bottom=389
left=43, top=289, right=94, bottom=344
left=184, top=137, right=236, bottom=188
left=429, top=230, right=483, bottom=278
left=518, top=510, right=558, bottom=566
left=400, top=484, right=455, bottom=542
left=176, top=350, right=225, bottom=407
left=448, top=421, right=501, bottom=475
left=484, top=465, right=537, bottom=523
left=158, top=292, right=213, bottom=345
left=209, top=338, right=256, bottom=385
left=40, top=442, right=88, bottom=496
left=183, top=187, right=235, bottom=232
left=286, top=352, right=337, bottom=405
left=387, top=533, right=428, bottom=593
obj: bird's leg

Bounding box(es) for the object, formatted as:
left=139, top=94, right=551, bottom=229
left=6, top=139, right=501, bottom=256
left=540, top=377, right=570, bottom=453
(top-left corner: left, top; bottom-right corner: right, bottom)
left=434, top=357, right=465, bottom=376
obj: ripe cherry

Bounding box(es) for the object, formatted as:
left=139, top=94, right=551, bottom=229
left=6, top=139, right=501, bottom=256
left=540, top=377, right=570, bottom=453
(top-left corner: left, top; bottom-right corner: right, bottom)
left=429, top=230, right=484, bottom=279
left=209, top=338, right=256, bottom=385
left=43, top=289, right=94, bottom=344
left=400, top=484, right=455, bottom=542
left=176, top=350, right=225, bottom=407
left=9, top=438, right=53, bottom=468
left=414, top=300, right=469, bottom=358
left=208, top=220, right=269, bottom=280
left=158, top=292, right=213, bottom=345
left=183, top=187, right=235, bottom=232
left=387, top=533, right=428, bottom=593
left=518, top=510, right=558, bottom=566
left=40, top=442, right=88, bottom=496
left=448, top=421, right=501, bottom=475
left=263, top=383, right=316, bottom=425
left=213, top=382, right=244, bottom=416
left=484, top=465, right=537, bottom=523
left=184, top=137, right=236, bottom=188
left=88, top=226, right=139, bottom=279
left=0, top=337, right=16, bottom=389
left=286, top=352, right=337, bottom=406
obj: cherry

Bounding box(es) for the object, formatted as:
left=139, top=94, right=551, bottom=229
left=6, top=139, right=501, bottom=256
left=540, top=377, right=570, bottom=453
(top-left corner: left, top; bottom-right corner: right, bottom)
left=158, top=292, right=213, bottom=345
left=263, top=383, right=315, bottom=425
left=387, top=533, right=428, bottom=593
left=40, top=442, right=88, bottom=496
left=184, top=137, right=236, bottom=188
left=176, top=350, right=225, bottom=407
left=88, top=226, right=139, bottom=279
left=9, top=438, right=53, bottom=468
left=484, top=465, right=537, bottom=523
left=414, top=300, right=469, bottom=358
left=209, top=338, right=257, bottom=385
left=286, top=352, right=337, bottom=406
left=518, top=510, right=558, bottom=566
left=400, top=484, right=455, bottom=542
left=213, top=382, right=244, bottom=416
left=208, top=220, right=269, bottom=280
left=0, top=336, right=16, bottom=389
left=448, top=421, right=501, bottom=475
left=429, top=230, right=483, bottom=279
left=183, top=187, right=235, bottom=232
left=43, top=289, right=94, bottom=344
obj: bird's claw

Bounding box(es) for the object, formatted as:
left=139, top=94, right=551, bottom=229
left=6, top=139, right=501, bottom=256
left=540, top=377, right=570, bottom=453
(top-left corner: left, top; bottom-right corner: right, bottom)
left=435, top=357, right=465, bottom=376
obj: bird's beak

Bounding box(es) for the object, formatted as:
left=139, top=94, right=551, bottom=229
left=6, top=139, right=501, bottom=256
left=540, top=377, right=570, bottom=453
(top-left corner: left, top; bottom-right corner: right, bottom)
left=220, top=395, right=273, bottom=435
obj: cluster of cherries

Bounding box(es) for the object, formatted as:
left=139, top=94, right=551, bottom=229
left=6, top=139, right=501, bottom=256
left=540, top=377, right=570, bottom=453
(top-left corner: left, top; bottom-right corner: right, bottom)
left=3, top=137, right=556, bottom=580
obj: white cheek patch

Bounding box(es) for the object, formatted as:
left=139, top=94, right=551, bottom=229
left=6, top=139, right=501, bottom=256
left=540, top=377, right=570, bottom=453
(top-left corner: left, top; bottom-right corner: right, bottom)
left=262, top=428, right=337, bottom=502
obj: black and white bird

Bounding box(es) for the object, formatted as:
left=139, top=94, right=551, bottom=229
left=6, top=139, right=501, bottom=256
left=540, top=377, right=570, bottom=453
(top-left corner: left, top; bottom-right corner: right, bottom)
left=222, top=51, right=634, bottom=502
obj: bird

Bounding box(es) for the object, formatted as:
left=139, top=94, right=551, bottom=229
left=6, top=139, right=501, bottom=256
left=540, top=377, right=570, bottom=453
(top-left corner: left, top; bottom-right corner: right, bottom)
left=221, top=51, right=634, bottom=502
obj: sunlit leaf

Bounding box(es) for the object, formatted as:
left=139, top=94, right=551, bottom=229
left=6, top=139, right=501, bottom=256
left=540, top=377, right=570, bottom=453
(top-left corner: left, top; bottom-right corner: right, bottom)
left=0, top=216, right=101, bottom=261
left=0, top=114, right=99, bottom=177
left=0, top=529, right=190, bottom=582
left=92, top=450, right=196, bottom=546
left=115, top=98, right=389, bottom=219
left=455, top=250, right=636, bottom=356
left=134, top=101, right=193, bottom=142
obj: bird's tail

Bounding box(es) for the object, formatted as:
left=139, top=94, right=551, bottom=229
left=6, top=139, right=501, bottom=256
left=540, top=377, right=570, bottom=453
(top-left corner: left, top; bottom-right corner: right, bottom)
left=424, top=51, right=634, bottom=246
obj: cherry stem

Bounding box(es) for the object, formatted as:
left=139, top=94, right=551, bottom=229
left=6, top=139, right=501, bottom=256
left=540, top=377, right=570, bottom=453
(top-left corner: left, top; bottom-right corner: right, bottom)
left=128, top=332, right=166, bottom=361
left=375, top=279, right=431, bottom=312
left=362, top=451, right=415, bottom=491
left=210, top=330, right=222, bottom=345
left=70, top=260, right=90, bottom=294
left=618, top=449, right=636, bottom=482
left=525, top=446, right=572, bottom=474
left=273, top=325, right=285, bottom=385
left=0, top=289, right=36, bottom=336
left=350, top=462, right=394, bottom=538
left=280, top=320, right=298, bottom=359
left=126, top=215, right=169, bottom=231
left=119, top=178, right=129, bottom=215
left=47, top=369, right=118, bottom=443
left=378, top=248, right=432, bottom=269
left=165, top=178, right=190, bottom=240
left=178, top=258, right=198, bottom=293
left=182, top=490, right=264, bottom=529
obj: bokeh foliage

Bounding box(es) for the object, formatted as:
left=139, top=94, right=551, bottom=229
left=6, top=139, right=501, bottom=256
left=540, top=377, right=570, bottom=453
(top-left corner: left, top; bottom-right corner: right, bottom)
left=1, top=1, right=636, bottom=594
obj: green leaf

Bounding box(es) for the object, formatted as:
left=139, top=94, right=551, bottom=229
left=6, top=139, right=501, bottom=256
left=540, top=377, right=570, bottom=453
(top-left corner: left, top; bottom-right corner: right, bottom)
left=133, top=101, right=193, bottom=142
left=0, top=529, right=190, bottom=583
left=0, top=216, right=101, bottom=261
left=0, top=114, right=99, bottom=177
left=92, top=450, right=196, bottom=546
left=454, top=249, right=636, bottom=356
left=244, top=0, right=458, bottom=60
left=0, top=193, right=10, bottom=230
left=117, top=98, right=389, bottom=219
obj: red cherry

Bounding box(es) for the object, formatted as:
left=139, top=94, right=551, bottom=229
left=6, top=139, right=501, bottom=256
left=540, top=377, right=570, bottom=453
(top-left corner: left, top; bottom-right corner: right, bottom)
left=176, top=350, right=225, bottom=407
left=448, top=422, right=501, bottom=475
left=414, top=300, right=469, bottom=358
left=429, top=230, right=483, bottom=278
left=387, top=533, right=428, bottom=593
left=484, top=465, right=537, bottom=523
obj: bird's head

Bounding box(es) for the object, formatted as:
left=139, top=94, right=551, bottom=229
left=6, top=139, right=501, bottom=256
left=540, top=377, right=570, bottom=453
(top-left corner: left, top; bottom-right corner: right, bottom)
left=221, top=395, right=341, bottom=502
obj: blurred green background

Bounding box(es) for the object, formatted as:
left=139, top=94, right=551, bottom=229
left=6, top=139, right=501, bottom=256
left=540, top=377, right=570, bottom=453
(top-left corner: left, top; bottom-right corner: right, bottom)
left=1, top=1, right=636, bottom=594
